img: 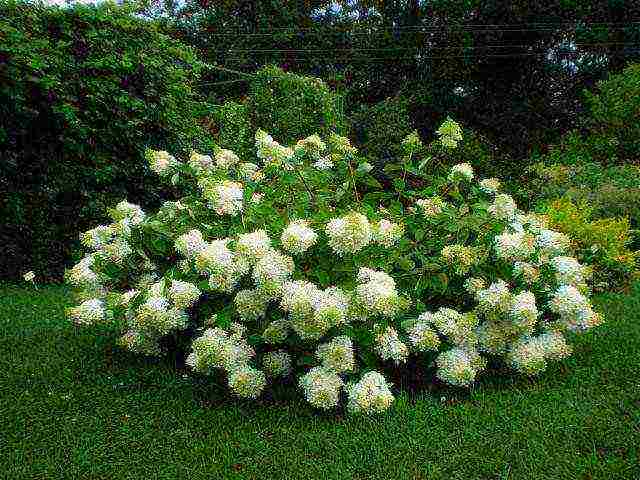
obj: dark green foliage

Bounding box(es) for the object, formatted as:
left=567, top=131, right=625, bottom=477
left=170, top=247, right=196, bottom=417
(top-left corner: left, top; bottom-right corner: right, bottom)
left=0, top=1, right=214, bottom=280
left=247, top=65, right=345, bottom=144
left=1, top=283, right=638, bottom=478
left=349, top=96, right=413, bottom=167
left=537, top=64, right=640, bottom=168
left=207, top=100, right=253, bottom=160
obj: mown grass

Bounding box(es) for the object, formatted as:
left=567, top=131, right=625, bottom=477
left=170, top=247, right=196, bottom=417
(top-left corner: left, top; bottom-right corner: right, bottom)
left=1, top=283, right=639, bottom=480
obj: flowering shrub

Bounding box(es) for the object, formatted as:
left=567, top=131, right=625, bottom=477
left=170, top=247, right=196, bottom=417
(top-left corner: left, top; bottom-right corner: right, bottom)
left=66, top=120, right=604, bottom=415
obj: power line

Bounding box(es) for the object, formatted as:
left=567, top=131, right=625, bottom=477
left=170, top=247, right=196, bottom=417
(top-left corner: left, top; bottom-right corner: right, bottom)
left=214, top=42, right=639, bottom=54
left=198, top=23, right=640, bottom=36
left=219, top=50, right=635, bottom=63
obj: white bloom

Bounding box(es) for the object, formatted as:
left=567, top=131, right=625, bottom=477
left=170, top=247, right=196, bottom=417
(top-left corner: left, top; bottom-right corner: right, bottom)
left=325, top=212, right=372, bottom=255
left=406, top=320, right=440, bottom=352
left=299, top=366, right=344, bottom=410
left=374, top=325, right=408, bottom=365
left=237, top=162, right=261, bottom=182
left=313, top=156, right=334, bottom=170
left=448, top=163, right=474, bottom=181
left=215, top=149, right=240, bottom=168
left=435, top=348, right=485, bottom=387
left=234, top=289, right=270, bottom=322
left=175, top=229, right=207, bottom=259
left=189, top=327, right=255, bottom=373
left=346, top=371, right=394, bottom=414
left=80, top=225, right=115, bottom=250
left=188, top=151, right=214, bottom=174
left=479, top=178, right=501, bottom=194
left=550, top=256, right=587, bottom=286
left=495, top=231, right=536, bottom=262
left=201, top=180, right=244, bottom=216
left=115, top=201, right=146, bottom=225
left=356, top=268, right=401, bottom=318
left=168, top=280, right=201, bottom=309
left=23, top=271, right=35, bottom=283
left=148, top=149, right=178, bottom=176
left=67, top=298, right=106, bottom=326
left=252, top=250, right=295, bottom=296
left=513, top=262, right=540, bottom=284
left=262, top=350, right=292, bottom=377
left=236, top=230, right=272, bottom=263
left=488, top=194, right=517, bottom=221
left=424, top=308, right=478, bottom=347
left=316, top=336, right=355, bottom=373
left=281, top=220, right=318, bottom=255
left=416, top=196, right=446, bottom=217
left=372, top=219, right=404, bottom=248
left=509, top=291, right=539, bottom=330
left=536, top=229, right=570, bottom=256
left=227, top=366, right=266, bottom=399
left=476, top=280, right=513, bottom=317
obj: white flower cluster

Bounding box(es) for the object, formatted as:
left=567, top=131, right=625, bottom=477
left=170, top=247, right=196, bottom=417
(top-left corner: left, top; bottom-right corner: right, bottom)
left=355, top=268, right=402, bottom=319
left=488, top=194, right=517, bottom=221
left=441, top=244, right=476, bottom=275
left=437, top=117, right=463, bottom=148
left=67, top=298, right=106, bottom=326
left=280, top=220, right=318, bottom=255
left=199, top=179, right=244, bottom=216
left=325, top=212, right=372, bottom=255
left=416, top=196, right=446, bottom=217
left=419, top=308, right=478, bottom=347
left=374, top=325, right=409, bottom=364
left=550, top=256, right=589, bottom=287
left=148, top=149, right=179, bottom=176
left=261, top=350, right=292, bottom=377
left=479, top=178, right=501, bottom=194
left=215, top=148, right=240, bottom=169
left=509, top=332, right=572, bottom=375
left=448, top=162, right=474, bottom=182
left=188, top=151, right=214, bottom=175
left=372, top=219, right=404, bottom=248
left=435, top=348, right=486, bottom=387
left=536, top=229, right=571, bottom=257
left=168, top=280, right=201, bottom=310
left=176, top=231, right=248, bottom=293
left=255, top=129, right=295, bottom=168
left=495, top=231, right=536, bottom=262
left=295, top=134, right=326, bottom=158
left=299, top=366, right=344, bottom=410
left=187, top=326, right=266, bottom=399
left=549, top=285, right=602, bottom=332
left=280, top=281, right=349, bottom=340
left=345, top=371, right=394, bottom=414
left=316, top=336, right=355, bottom=373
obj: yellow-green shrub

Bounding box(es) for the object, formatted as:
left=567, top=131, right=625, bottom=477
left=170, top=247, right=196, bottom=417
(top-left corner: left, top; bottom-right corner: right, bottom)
left=542, top=197, right=639, bottom=292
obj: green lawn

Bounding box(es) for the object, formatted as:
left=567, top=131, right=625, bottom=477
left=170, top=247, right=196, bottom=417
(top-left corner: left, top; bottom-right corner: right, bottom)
left=1, top=284, right=639, bottom=480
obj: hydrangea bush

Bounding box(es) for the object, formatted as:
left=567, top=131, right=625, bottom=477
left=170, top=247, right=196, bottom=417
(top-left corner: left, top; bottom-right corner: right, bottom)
left=66, top=120, right=603, bottom=414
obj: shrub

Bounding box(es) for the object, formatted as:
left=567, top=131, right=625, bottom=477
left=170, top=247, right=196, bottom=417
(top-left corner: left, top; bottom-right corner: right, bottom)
left=536, top=63, right=640, bottom=168
left=248, top=65, right=345, bottom=145
left=207, top=101, right=253, bottom=161
left=66, top=119, right=603, bottom=414
left=0, top=2, right=213, bottom=281
left=540, top=197, right=639, bottom=292
left=520, top=162, right=640, bottom=228
left=349, top=96, right=413, bottom=168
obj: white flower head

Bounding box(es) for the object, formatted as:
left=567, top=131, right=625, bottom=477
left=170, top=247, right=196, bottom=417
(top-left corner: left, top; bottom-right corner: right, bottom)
left=326, top=212, right=372, bottom=255
left=281, top=220, right=318, bottom=255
